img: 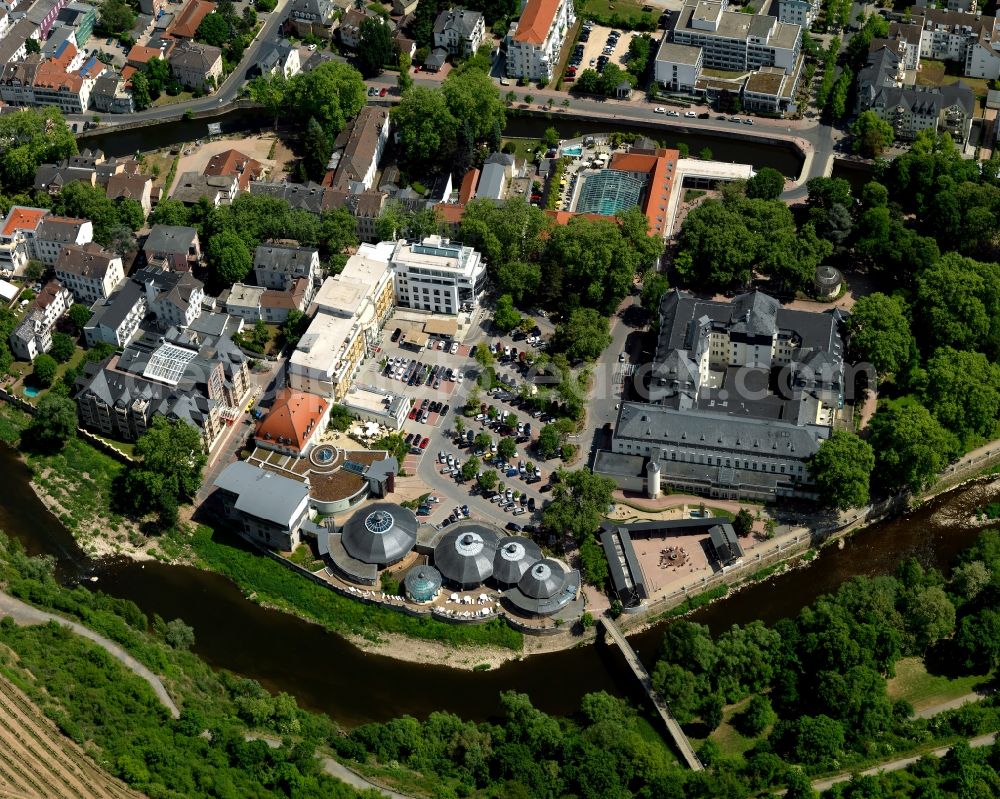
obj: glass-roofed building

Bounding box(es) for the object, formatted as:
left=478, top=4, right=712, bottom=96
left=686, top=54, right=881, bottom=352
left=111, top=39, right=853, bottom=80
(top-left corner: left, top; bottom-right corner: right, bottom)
left=573, top=170, right=646, bottom=216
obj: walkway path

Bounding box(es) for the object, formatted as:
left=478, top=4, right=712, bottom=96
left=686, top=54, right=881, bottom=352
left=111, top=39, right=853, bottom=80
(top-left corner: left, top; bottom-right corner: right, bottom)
left=810, top=732, right=998, bottom=792
left=599, top=617, right=703, bottom=770
left=0, top=590, right=180, bottom=719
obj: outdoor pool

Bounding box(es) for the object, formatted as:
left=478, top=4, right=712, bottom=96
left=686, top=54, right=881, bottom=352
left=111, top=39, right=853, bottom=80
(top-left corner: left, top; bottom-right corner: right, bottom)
left=23, top=386, right=39, bottom=398
left=561, top=146, right=583, bottom=157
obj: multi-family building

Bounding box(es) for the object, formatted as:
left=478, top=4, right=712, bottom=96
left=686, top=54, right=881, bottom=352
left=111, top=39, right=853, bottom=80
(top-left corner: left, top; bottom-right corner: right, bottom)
left=89, top=71, right=134, bottom=114
left=595, top=290, right=844, bottom=500
left=654, top=41, right=704, bottom=91
left=253, top=39, right=300, bottom=79
left=143, top=224, right=200, bottom=271
left=0, top=19, right=36, bottom=67
left=76, top=318, right=250, bottom=452
left=106, top=172, right=153, bottom=215
left=288, top=242, right=394, bottom=399
left=914, top=0, right=976, bottom=12
left=203, top=149, right=265, bottom=192
left=327, top=106, right=390, bottom=193
left=433, top=8, right=485, bottom=56
left=0, top=206, right=48, bottom=274
left=775, top=0, right=820, bottom=29
left=83, top=279, right=147, bottom=348
left=390, top=235, right=486, bottom=315
left=505, top=0, right=575, bottom=80
left=0, top=38, right=100, bottom=113
left=168, top=40, right=222, bottom=91
left=171, top=172, right=239, bottom=206
left=9, top=279, right=72, bottom=360
left=286, top=0, right=338, bottom=38
left=339, top=8, right=386, bottom=49
left=34, top=215, right=93, bottom=266
left=54, top=242, right=124, bottom=304
left=49, top=0, right=97, bottom=46
left=253, top=243, right=320, bottom=292
left=135, top=263, right=205, bottom=330
left=224, top=277, right=312, bottom=324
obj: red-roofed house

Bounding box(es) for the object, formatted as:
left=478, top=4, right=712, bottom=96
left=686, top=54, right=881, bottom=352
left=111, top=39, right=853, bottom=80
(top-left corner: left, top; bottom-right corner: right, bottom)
left=505, top=0, right=575, bottom=80
left=457, top=168, right=479, bottom=204
left=0, top=206, right=48, bottom=275
left=255, top=387, right=331, bottom=457
left=170, top=0, right=216, bottom=39
left=203, top=148, right=265, bottom=191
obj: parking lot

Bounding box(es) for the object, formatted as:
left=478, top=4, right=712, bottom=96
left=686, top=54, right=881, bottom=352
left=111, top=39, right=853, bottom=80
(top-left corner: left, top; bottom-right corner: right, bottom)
left=566, top=23, right=643, bottom=83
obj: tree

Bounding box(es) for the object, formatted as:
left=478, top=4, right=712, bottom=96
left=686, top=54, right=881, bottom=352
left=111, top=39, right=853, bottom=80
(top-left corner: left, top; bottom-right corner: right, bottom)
left=207, top=230, right=253, bottom=285
left=32, top=354, right=57, bottom=387
left=732, top=508, right=754, bottom=537
left=915, top=253, right=1000, bottom=358
left=287, top=61, right=366, bottom=137
left=477, top=469, right=498, bottom=492
left=99, top=0, right=136, bottom=34
left=554, top=308, right=611, bottom=363
left=641, top=273, right=669, bottom=315
left=745, top=167, right=785, bottom=200
left=49, top=332, right=75, bottom=363
left=280, top=309, right=309, bottom=349
left=922, top=347, right=1000, bottom=441
left=68, top=304, right=92, bottom=333
left=906, top=585, right=955, bottom=651
left=123, top=416, right=207, bottom=523
left=461, top=455, right=481, bottom=482
left=196, top=12, right=230, bottom=47
left=24, top=260, right=45, bottom=281
left=789, top=714, right=845, bottom=766
left=143, top=57, right=172, bottom=96
left=497, top=437, right=516, bottom=462
left=868, top=400, right=958, bottom=493
left=542, top=126, right=560, bottom=149
left=0, top=108, right=76, bottom=191
left=579, top=536, right=609, bottom=590
left=150, top=199, right=190, bottom=227
left=474, top=432, right=492, bottom=452
left=302, top=116, right=332, bottom=182
left=809, top=431, right=875, bottom=510
left=248, top=73, right=287, bottom=128
left=541, top=468, right=615, bottom=542
left=851, top=110, right=894, bottom=157
left=847, top=293, right=916, bottom=378
left=391, top=86, right=458, bottom=171
left=737, top=694, right=776, bottom=736
left=357, top=17, right=393, bottom=78
left=163, top=618, right=196, bottom=650
left=27, top=393, right=77, bottom=450
left=493, top=294, right=521, bottom=333
left=397, top=52, right=413, bottom=93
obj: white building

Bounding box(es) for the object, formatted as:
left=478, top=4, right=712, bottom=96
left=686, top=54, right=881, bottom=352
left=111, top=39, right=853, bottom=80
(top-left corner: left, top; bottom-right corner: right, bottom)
left=670, top=0, right=801, bottom=75
left=654, top=41, right=704, bottom=91
left=253, top=243, right=320, bottom=294
left=54, top=242, right=124, bottom=304
left=775, top=0, right=820, bottom=29
left=9, top=279, right=72, bottom=360
left=505, top=0, right=575, bottom=81
left=329, top=106, right=390, bottom=193
left=33, top=216, right=93, bottom=266
left=0, top=206, right=48, bottom=275
left=433, top=8, right=486, bottom=56
left=390, top=235, right=486, bottom=315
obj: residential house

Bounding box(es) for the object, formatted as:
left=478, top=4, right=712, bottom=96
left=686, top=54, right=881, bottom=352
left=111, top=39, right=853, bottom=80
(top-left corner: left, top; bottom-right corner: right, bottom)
left=390, top=235, right=486, bottom=315
left=171, top=171, right=239, bottom=206
left=253, top=243, right=320, bottom=293
left=135, top=263, right=205, bottom=330
left=0, top=19, right=35, bottom=66
left=168, top=40, right=222, bottom=91
left=224, top=277, right=311, bottom=323
left=248, top=180, right=338, bottom=214
left=339, top=8, right=384, bottom=50
left=475, top=152, right=516, bottom=201
left=286, top=0, right=338, bottom=38
left=34, top=216, right=93, bottom=266
left=33, top=155, right=98, bottom=194
left=139, top=0, right=165, bottom=15
left=433, top=8, right=485, bottom=56
left=90, top=71, right=134, bottom=114
left=327, top=106, right=390, bottom=192
left=143, top=224, right=201, bottom=271
left=0, top=206, right=48, bottom=275
left=423, top=47, right=448, bottom=72
left=869, top=81, right=975, bottom=141
left=251, top=39, right=300, bottom=78
left=203, top=149, right=265, bottom=192
left=391, top=0, right=418, bottom=15
left=8, top=279, right=72, bottom=360
left=54, top=242, right=124, bottom=304
left=213, top=461, right=311, bottom=550
left=505, top=0, right=576, bottom=80
left=106, top=172, right=153, bottom=215
left=170, top=0, right=215, bottom=39
left=28, top=0, right=72, bottom=39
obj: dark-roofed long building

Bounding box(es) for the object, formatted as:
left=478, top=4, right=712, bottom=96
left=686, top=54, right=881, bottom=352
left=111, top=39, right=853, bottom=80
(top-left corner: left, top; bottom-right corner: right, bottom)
left=596, top=289, right=846, bottom=501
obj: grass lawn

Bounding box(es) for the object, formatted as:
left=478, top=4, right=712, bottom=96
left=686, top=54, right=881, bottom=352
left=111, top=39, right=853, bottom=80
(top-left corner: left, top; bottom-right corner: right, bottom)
left=886, top=657, right=991, bottom=712
left=577, top=0, right=655, bottom=26
left=152, top=91, right=196, bottom=107
left=687, top=697, right=761, bottom=761
left=701, top=67, right=748, bottom=80
left=917, top=59, right=990, bottom=97
left=501, top=137, right=545, bottom=162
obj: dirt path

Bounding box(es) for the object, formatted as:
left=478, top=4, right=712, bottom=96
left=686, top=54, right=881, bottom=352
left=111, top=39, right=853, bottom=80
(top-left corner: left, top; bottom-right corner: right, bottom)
left=913, top=691, right=986, bottom=719
left=0, top=590, right=180, bottom=719
left=810, top=732, right=997, bottom=792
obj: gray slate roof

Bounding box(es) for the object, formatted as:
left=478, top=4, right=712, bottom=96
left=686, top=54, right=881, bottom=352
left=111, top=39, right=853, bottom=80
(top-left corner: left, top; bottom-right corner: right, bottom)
left=340, top=502, right=417, bottom=565
left=492, top=536, right=542, bottom=586
left=434, top=523, right=499, bottom=587
left=214, top=462, right=309, bottom=527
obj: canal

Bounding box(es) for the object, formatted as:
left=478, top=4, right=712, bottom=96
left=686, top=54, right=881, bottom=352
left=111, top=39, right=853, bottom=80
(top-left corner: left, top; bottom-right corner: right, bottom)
left=79, top=107, right=805, bottom=178
left=0, top=443, right=990, bottom=727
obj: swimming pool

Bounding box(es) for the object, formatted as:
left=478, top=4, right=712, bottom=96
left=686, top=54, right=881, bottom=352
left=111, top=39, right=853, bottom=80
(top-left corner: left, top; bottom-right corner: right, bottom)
left=561, top=146, right=582, bottom=157
left=23, top=386, right=39, bottom=398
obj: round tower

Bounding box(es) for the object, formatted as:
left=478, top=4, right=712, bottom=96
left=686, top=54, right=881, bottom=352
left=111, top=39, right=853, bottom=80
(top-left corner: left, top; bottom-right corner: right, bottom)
left=646, top=460, right=661, bottom=500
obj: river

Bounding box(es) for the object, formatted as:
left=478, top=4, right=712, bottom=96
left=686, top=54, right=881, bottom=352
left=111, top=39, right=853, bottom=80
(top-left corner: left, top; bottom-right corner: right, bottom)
left=0, top=443, right=991, bottom=728
left=78, top=107, right=804, bottom=178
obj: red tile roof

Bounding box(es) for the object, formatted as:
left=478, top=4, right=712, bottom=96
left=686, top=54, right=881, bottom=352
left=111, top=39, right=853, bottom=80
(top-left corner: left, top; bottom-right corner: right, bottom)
left=255, top=387, right=329, bottom=456
left=513, top=0, right=561, bottom=44
left=458, top=169, right=479, bottom=204
left=2, top=207, right=47, bottom=238
left=171, top=0, right=216, bottom=39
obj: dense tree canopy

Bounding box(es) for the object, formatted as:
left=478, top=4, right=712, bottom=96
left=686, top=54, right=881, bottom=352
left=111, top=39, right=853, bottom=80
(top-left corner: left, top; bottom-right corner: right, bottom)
left=357, top=16, right=393, bottom=78
left=867, top=400, right=958, bottom=493
left=553, top=308, right=612, bottom=363
left=921, top=347, right=1000, bottom=442
left=808, top=430, right=874, bottom=510
left=0, top=108, right=77, bottom=190
left=541, top=468, right=615, bottom=543
left=27, top=393, right=77, bottom=450
left=847, top=292, right=915, bottom=378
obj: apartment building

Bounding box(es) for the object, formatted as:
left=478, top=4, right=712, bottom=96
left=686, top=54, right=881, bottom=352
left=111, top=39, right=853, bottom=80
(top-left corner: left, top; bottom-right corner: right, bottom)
left=135, top=264, right=205, bottom=330
left=0, top=38, right=99, bottom=113
left=54, top=242, right=124, bottom=304
left=224, top=277, right=311, bottom=324
left=0, top=206, right=47, bottom=274
left=670, top=0, right=800, bottom=74
left=433, top=8, right=485, bottom=56
left=168, top=40, right=222, bottom=91
left=654, top=41, right=704, bottom=91
left=143, top=224, right=200, bottom=271
left=775, top=0, right=820, bottom=28
left=8, top=279, right=72, bottom=360
left=83, top=279, right=147, bottom=348
left=34, top=215, right=93, bottom=266
left=390, top=235, right=486, bottom=315
left=328, top=106, right=390, bottom=193
left=505, top=0, right=575, bottom=80
left=288, top=242, right=394, bottom=400
left=253, top=243, right=320, bottom=293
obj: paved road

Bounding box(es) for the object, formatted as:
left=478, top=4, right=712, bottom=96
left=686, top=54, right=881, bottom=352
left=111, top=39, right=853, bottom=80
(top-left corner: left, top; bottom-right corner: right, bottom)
left=810, top=732, right=998, bottom=793
left=0, top=590, right=181, bottom=719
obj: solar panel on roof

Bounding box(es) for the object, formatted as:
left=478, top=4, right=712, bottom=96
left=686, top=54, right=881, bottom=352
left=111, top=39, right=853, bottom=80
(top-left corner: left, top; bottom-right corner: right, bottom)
left=342, top=461, right=367, bottom=475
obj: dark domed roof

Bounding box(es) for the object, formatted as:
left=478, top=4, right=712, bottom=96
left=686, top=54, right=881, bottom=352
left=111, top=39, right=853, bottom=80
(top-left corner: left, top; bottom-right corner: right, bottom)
left=341, top=502, right=417, bottom=565
left=434, top=523, right=499, bottom=588
left=493, top=536, right=542, bottom=585
left=404, top=565, right=442, bottom=602
left=814, top=265, right=842, bottom=287
left=518, top=558, right=567, bottom=599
